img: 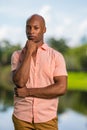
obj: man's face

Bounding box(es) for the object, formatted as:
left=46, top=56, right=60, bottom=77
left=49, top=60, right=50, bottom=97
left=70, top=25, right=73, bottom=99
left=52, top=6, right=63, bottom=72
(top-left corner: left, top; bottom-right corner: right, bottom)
left=26, top=17, right=46, bottom=43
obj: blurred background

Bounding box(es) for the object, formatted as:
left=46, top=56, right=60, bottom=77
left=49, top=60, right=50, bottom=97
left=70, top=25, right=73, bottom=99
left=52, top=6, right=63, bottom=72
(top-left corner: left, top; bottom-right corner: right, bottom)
left=0, top=0, right=87, bottom=130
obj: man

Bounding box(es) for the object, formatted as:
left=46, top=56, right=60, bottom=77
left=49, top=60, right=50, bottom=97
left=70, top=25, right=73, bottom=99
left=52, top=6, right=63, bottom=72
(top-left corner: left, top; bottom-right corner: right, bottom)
left=11, top=14, right=68, bottom=130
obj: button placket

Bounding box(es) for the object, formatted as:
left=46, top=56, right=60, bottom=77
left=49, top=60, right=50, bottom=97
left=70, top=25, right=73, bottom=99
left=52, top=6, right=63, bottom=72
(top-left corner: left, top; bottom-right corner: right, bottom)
left=34, top=49, right=40, bottom=87
left=33, top=49, right=40, bottom=122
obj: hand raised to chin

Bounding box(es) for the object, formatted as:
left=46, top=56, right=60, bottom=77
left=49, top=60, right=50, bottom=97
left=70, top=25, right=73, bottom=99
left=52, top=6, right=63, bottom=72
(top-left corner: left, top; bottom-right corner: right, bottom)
left=25, top=40, right=37, bottom=55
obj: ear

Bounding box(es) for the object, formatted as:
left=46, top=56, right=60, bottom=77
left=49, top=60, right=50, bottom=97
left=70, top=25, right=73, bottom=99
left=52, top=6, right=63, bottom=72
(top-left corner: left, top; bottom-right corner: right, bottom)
left=43, top=27, right=46, bottom=33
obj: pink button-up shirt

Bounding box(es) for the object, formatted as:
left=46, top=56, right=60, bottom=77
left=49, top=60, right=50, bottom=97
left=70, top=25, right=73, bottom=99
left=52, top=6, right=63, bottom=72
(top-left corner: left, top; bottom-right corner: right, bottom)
left=11, top=43, right=67, bottom=123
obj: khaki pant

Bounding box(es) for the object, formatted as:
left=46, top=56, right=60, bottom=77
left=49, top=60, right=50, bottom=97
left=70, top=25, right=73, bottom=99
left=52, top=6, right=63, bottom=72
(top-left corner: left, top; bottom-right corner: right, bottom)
left=12, top=115, right=58, bottom=130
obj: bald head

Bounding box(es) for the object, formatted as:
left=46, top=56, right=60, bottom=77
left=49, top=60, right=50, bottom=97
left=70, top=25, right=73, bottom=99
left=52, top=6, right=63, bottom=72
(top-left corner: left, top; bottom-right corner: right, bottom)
left=26, top=14, right=46, bottom=28
left=26, top=14, right=46, bottom=43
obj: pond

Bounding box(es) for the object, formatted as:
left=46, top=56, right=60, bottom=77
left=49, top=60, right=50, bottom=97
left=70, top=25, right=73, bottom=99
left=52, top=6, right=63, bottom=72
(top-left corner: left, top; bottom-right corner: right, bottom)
left=0, top=106, right=87, bottom=130
left=0, top=90, right=87, bottom=130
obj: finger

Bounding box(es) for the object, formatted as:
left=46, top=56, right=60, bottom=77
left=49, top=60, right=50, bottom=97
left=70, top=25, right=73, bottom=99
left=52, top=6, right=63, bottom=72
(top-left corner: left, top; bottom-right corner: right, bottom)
left=14, top=87, right=18, bottom=97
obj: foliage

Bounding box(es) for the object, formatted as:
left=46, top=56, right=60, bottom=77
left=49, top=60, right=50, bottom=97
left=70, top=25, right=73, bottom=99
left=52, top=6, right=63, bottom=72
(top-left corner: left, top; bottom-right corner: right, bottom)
left=0, top=65, right=14, bottom=91
left=47, top=38, right=69, bottom=54
left=0, top=40, right=21, bottom=65
left=47, top=38, right=87, bottom=71
left=78, top=44, right=87, bottom=70
left=65, top=43, right=87, bottom=71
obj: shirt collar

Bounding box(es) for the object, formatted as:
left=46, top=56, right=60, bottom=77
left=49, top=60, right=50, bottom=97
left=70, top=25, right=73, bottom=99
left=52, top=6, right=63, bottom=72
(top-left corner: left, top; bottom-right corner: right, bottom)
left=40, top=43, right=48, bottom=51
left=22, top=43, right=48, bottom=54
left=20, top=43, right=48, bottom=62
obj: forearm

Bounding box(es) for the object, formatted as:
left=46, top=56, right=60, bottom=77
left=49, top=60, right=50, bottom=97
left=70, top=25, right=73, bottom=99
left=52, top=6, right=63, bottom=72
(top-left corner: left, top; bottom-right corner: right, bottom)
left=13, top=51, right=32, bottom=87
left=28, top=82, right=67, bottom=99
left=15, top=76, right=67, bottom=99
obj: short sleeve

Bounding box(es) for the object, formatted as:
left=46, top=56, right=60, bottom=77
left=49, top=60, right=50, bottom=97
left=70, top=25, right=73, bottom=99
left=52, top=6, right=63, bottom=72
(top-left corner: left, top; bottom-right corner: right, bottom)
left=11, top=51, right=20, bottom=71
left=53, top=52, right=68, bottom=77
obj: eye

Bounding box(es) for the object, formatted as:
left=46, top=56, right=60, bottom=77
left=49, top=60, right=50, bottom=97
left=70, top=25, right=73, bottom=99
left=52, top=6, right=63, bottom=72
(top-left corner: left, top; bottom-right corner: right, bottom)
left=34, top=26, right=39, bottom=30
left=26, top=25, right=30, bottom=29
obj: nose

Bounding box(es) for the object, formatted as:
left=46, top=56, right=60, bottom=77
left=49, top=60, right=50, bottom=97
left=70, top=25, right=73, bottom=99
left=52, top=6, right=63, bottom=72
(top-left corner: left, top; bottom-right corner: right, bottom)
left=29, top=27, right=34, bottom=34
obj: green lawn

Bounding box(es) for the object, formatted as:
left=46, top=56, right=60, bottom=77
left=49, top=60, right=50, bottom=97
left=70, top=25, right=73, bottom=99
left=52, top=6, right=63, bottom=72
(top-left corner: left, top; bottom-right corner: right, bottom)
left=68, top=72, right=87, bottom=91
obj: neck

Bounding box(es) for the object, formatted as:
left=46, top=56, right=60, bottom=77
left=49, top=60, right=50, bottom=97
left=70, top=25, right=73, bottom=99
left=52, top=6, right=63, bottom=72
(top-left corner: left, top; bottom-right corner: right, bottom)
left=36, top=39, right=44, bottom=48
left=33, top=40, right=44, bottom=56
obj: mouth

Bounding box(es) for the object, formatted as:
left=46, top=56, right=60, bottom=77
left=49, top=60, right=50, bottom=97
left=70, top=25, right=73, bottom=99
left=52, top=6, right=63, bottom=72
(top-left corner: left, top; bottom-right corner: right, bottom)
left=27, top=35, right=36, bottom=40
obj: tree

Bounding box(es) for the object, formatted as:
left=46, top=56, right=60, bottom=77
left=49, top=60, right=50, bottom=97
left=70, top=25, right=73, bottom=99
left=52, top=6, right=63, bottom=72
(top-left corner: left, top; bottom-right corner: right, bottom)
left=65, top=43, right=87, bottom=71
left=47, top=38, right=69, bottom=54
left=79, top=44, right=87, bottom=71
left=0, top=40, right=21, bottom=65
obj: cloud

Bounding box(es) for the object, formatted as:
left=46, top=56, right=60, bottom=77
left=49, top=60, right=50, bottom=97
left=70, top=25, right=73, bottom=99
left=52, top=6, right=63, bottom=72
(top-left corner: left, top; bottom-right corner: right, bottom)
left=0, top=2, right=87, bottom=47
left=63, top=17, right=72, bottom=25
left=46, top=16, right=87, bottom=47
left=0, top=25, right=25, bottom=45
left=68, top=19, right=87, bottom=47
left=0, top=5, right=26, bottom=19
left=38, top=5, right=51, bottom=23
left=79, top=19, right=87, bottom=35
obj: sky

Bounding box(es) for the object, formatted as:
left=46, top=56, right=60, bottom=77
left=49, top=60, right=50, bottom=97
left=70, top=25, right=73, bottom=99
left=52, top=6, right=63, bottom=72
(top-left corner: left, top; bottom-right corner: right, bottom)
left=0, top=0, right=87, bottom=47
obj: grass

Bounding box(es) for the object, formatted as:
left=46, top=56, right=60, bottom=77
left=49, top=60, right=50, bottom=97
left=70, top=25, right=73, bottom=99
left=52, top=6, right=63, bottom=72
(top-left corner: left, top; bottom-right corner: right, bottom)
left=68, top=72, right=87, bottom=91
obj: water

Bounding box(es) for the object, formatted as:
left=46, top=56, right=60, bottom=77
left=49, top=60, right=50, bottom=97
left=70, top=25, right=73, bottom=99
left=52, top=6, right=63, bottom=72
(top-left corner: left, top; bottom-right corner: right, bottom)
left=0, top=107, right=14, bottom=130
left=59, top=109, right=87, bottom=130
left=0, top=107, right=87, bottom=130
